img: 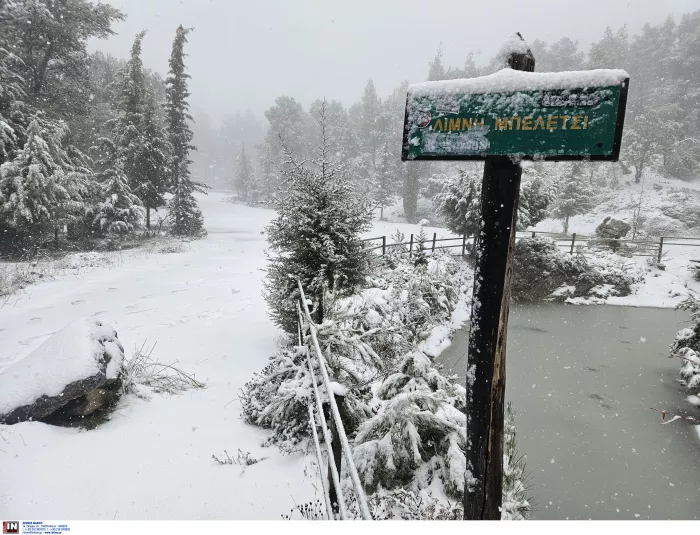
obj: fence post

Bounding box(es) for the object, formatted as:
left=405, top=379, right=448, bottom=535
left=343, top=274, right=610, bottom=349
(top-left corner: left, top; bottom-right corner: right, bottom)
left=409, top=234, right=413, bottom=257
left=462, top=234, right=467, bottom=257
left=432, top=232, right=437, bottom=252
left=327, top=392, right=345, bottom=515
left=531, top=231, right=536, bottom=238
left=658, top=236, right=664, bottom=264
left=382, top=236, right=386, bottom=256
left=570, top=233, right=577, bottom=254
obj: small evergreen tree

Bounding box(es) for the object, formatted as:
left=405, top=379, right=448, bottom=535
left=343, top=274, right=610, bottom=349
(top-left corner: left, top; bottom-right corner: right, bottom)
left=264, top=100, right=373, bottom=333
left=165, top=26, right=206, bottom=237
left=518, top=173, right=554, bottom=231
left=234, top=142, right=254, bottom=201
left=413, top=228, right=429, bottom=267
left=376, top=141, right=397, bottom=220
left=96, top=157, right=143, bottom=236
left=433, top=169, right=481, bottom=237
left=551, top=164, right=595, bottom=234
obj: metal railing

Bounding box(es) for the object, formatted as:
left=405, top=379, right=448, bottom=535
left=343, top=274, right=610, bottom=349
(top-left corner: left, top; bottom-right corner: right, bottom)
left=297, top=280, right=371, bottom=520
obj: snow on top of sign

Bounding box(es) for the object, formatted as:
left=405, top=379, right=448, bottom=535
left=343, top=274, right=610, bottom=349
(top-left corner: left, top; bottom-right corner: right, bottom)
left=409, top=68, right=629, bottom=97
left=493, top=33, right=531, bottom=68
left=0, top=317, right=123, bottom=415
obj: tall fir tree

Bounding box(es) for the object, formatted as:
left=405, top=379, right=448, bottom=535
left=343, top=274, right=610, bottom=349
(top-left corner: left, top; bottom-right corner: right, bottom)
left=165, top=25, right=206, bottom=237
left=134, top=90, right=171, bottom=229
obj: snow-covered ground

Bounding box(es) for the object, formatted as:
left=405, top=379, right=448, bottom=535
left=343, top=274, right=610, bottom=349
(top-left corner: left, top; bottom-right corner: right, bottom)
left=0, top=192, right=462, bottom=520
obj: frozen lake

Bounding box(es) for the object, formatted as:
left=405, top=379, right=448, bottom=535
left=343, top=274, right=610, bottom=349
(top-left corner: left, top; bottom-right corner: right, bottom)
left=438, top=303, right=700, bottom=520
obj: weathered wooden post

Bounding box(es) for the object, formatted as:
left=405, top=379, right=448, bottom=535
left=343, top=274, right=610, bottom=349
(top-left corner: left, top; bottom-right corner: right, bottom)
left=570, top=232, right=577, bottom=254
left=400, top=33, right=628, bottom=520
left=432, top=232, right=437, bottom=252
left=462, top=234, right=467, bottom=257
left=658, top=236, right=664, bottom=264
left=462, top=41, right=534, bottom=521
left=382, top=235, right=386, bottom=256
left=409, top=233, right=413, bottom=256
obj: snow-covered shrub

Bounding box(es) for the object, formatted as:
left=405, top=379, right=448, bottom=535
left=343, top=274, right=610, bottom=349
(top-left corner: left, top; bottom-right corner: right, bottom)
left=353, top=351, right=467, bottom=500
left=512, top=237, right=638, bottom=301
left=670, top=296, right=700, bottom=391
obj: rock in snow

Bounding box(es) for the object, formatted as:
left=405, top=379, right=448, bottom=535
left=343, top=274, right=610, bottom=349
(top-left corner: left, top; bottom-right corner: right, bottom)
left=0, top=318, right=124, bottom=425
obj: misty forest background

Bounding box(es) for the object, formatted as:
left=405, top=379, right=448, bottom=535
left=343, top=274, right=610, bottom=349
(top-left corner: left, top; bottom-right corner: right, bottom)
left=1, top=0, right=699, bottom=257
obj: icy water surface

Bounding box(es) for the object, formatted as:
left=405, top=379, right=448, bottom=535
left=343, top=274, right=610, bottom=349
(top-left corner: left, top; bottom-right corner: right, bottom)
left=438, top=303, right=700, bottom=520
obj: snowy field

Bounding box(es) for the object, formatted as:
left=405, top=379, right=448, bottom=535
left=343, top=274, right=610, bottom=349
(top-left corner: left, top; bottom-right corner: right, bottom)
left=0, top=192, right=452, bottom=520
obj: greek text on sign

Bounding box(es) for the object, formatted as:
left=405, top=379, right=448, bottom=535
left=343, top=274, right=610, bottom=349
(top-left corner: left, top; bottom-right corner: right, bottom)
left=402, top=68, right=629, bottom=161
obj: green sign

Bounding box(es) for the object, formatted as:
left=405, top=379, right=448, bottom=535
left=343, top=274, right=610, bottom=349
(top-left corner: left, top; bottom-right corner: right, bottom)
left=402, top=70, right=629, bottom=161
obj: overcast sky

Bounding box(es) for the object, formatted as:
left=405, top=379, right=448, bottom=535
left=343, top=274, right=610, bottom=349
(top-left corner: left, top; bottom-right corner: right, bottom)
left=94, top=0, right=698, bottom=125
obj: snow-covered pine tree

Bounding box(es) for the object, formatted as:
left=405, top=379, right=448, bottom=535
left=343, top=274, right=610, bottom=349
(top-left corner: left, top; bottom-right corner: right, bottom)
left=114, top=30, right=147, bottom=190
left=518, top=171, right=555, bottom=231
left=551, top=164, right=595, bottom=234
left=413, top=228, right=429, bottom=268
left=433, top=169, right=481, bottom=238
left=376, top=141, right=397, bottom=221
left=234, top=142, right=254, bottom=202
left=0, top=45, right=26, bottom=165
left=134, top=90, right=171, bottom=230
left=264, top=100, right=373, bottom=334
left=165, top=25, right=206, bottom=237
left=96, top=157, right=143, bottom=236
left=0, top=117, right=85, bottom=253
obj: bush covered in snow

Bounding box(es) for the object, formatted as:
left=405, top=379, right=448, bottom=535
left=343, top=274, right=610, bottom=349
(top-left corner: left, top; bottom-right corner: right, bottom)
left=244, top=247, right=531, bottom=518
left=512, top=236, right=641, bottom=302
left=670, top=296, right=700, bottom=391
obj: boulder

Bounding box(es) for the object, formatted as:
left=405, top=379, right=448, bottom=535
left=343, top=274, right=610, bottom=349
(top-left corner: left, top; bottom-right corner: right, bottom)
left=595, top=217, right=631, bottom=240
left=0, top=318, right=124, bottom=425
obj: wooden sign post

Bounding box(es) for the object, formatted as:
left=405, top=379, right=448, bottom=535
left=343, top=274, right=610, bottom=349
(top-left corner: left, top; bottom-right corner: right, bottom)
left=401, top=34, right=628, bottom=520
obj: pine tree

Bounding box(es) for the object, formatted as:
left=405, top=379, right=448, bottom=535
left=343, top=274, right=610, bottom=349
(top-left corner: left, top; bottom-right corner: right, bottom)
left=433, top=169, right=482, bottom=237
left=134, top=91, right=171, bottom=229
left=376, top=141, right=397, bottom=220
left=413, top=228, right=429, bottom=267
left=518, top=172, right=554, bottom=231
left=96, top=157, right=143, bottom=236
left=0, top=46, right=26, bottom=165
left=264, top=100, right=373, bottom=334
left=552, top=164, right=595, bottom=234
left=0, top=117, right=88, bottom=253
left=114, top=31, right=148, bottom=191
left=165, top=25, right=206, bottom=237
left=234, top=142, right=254, bottom=201
left=427, top=44, right=446, bottom=81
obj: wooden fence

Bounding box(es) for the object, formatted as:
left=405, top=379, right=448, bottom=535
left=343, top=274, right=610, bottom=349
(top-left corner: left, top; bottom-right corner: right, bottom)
left=361, top=231, right=700, bottom=263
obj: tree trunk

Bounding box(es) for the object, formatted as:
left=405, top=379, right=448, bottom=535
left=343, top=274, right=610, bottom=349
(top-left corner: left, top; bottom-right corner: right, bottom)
left=146, top=207, right=151, bottom=231
left=563, top=215, right=569, bottom=234
left=635, top=163, right=643, bottom=183
left=380, top=205, right=384, bottom=221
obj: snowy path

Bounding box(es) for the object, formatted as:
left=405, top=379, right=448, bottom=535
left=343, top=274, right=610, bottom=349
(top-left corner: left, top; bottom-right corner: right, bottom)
left=0, top=193, right=316, bottom=519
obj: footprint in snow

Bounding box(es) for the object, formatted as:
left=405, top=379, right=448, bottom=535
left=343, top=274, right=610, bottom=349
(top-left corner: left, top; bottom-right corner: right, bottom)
left=27, top=317, right=42, bottom=323
left=71, top=300, right=85, bottom=305
left=584, top=366, right=599, bottom=372
left=107, top=288, right=118, bottom=292
left=589, top=393, right=605, bottom=401
left=171, top=289, right=188, bottom=293
left=19, top=332, right=55, bottom=345
left=92, top=310, right=106, bottom=316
